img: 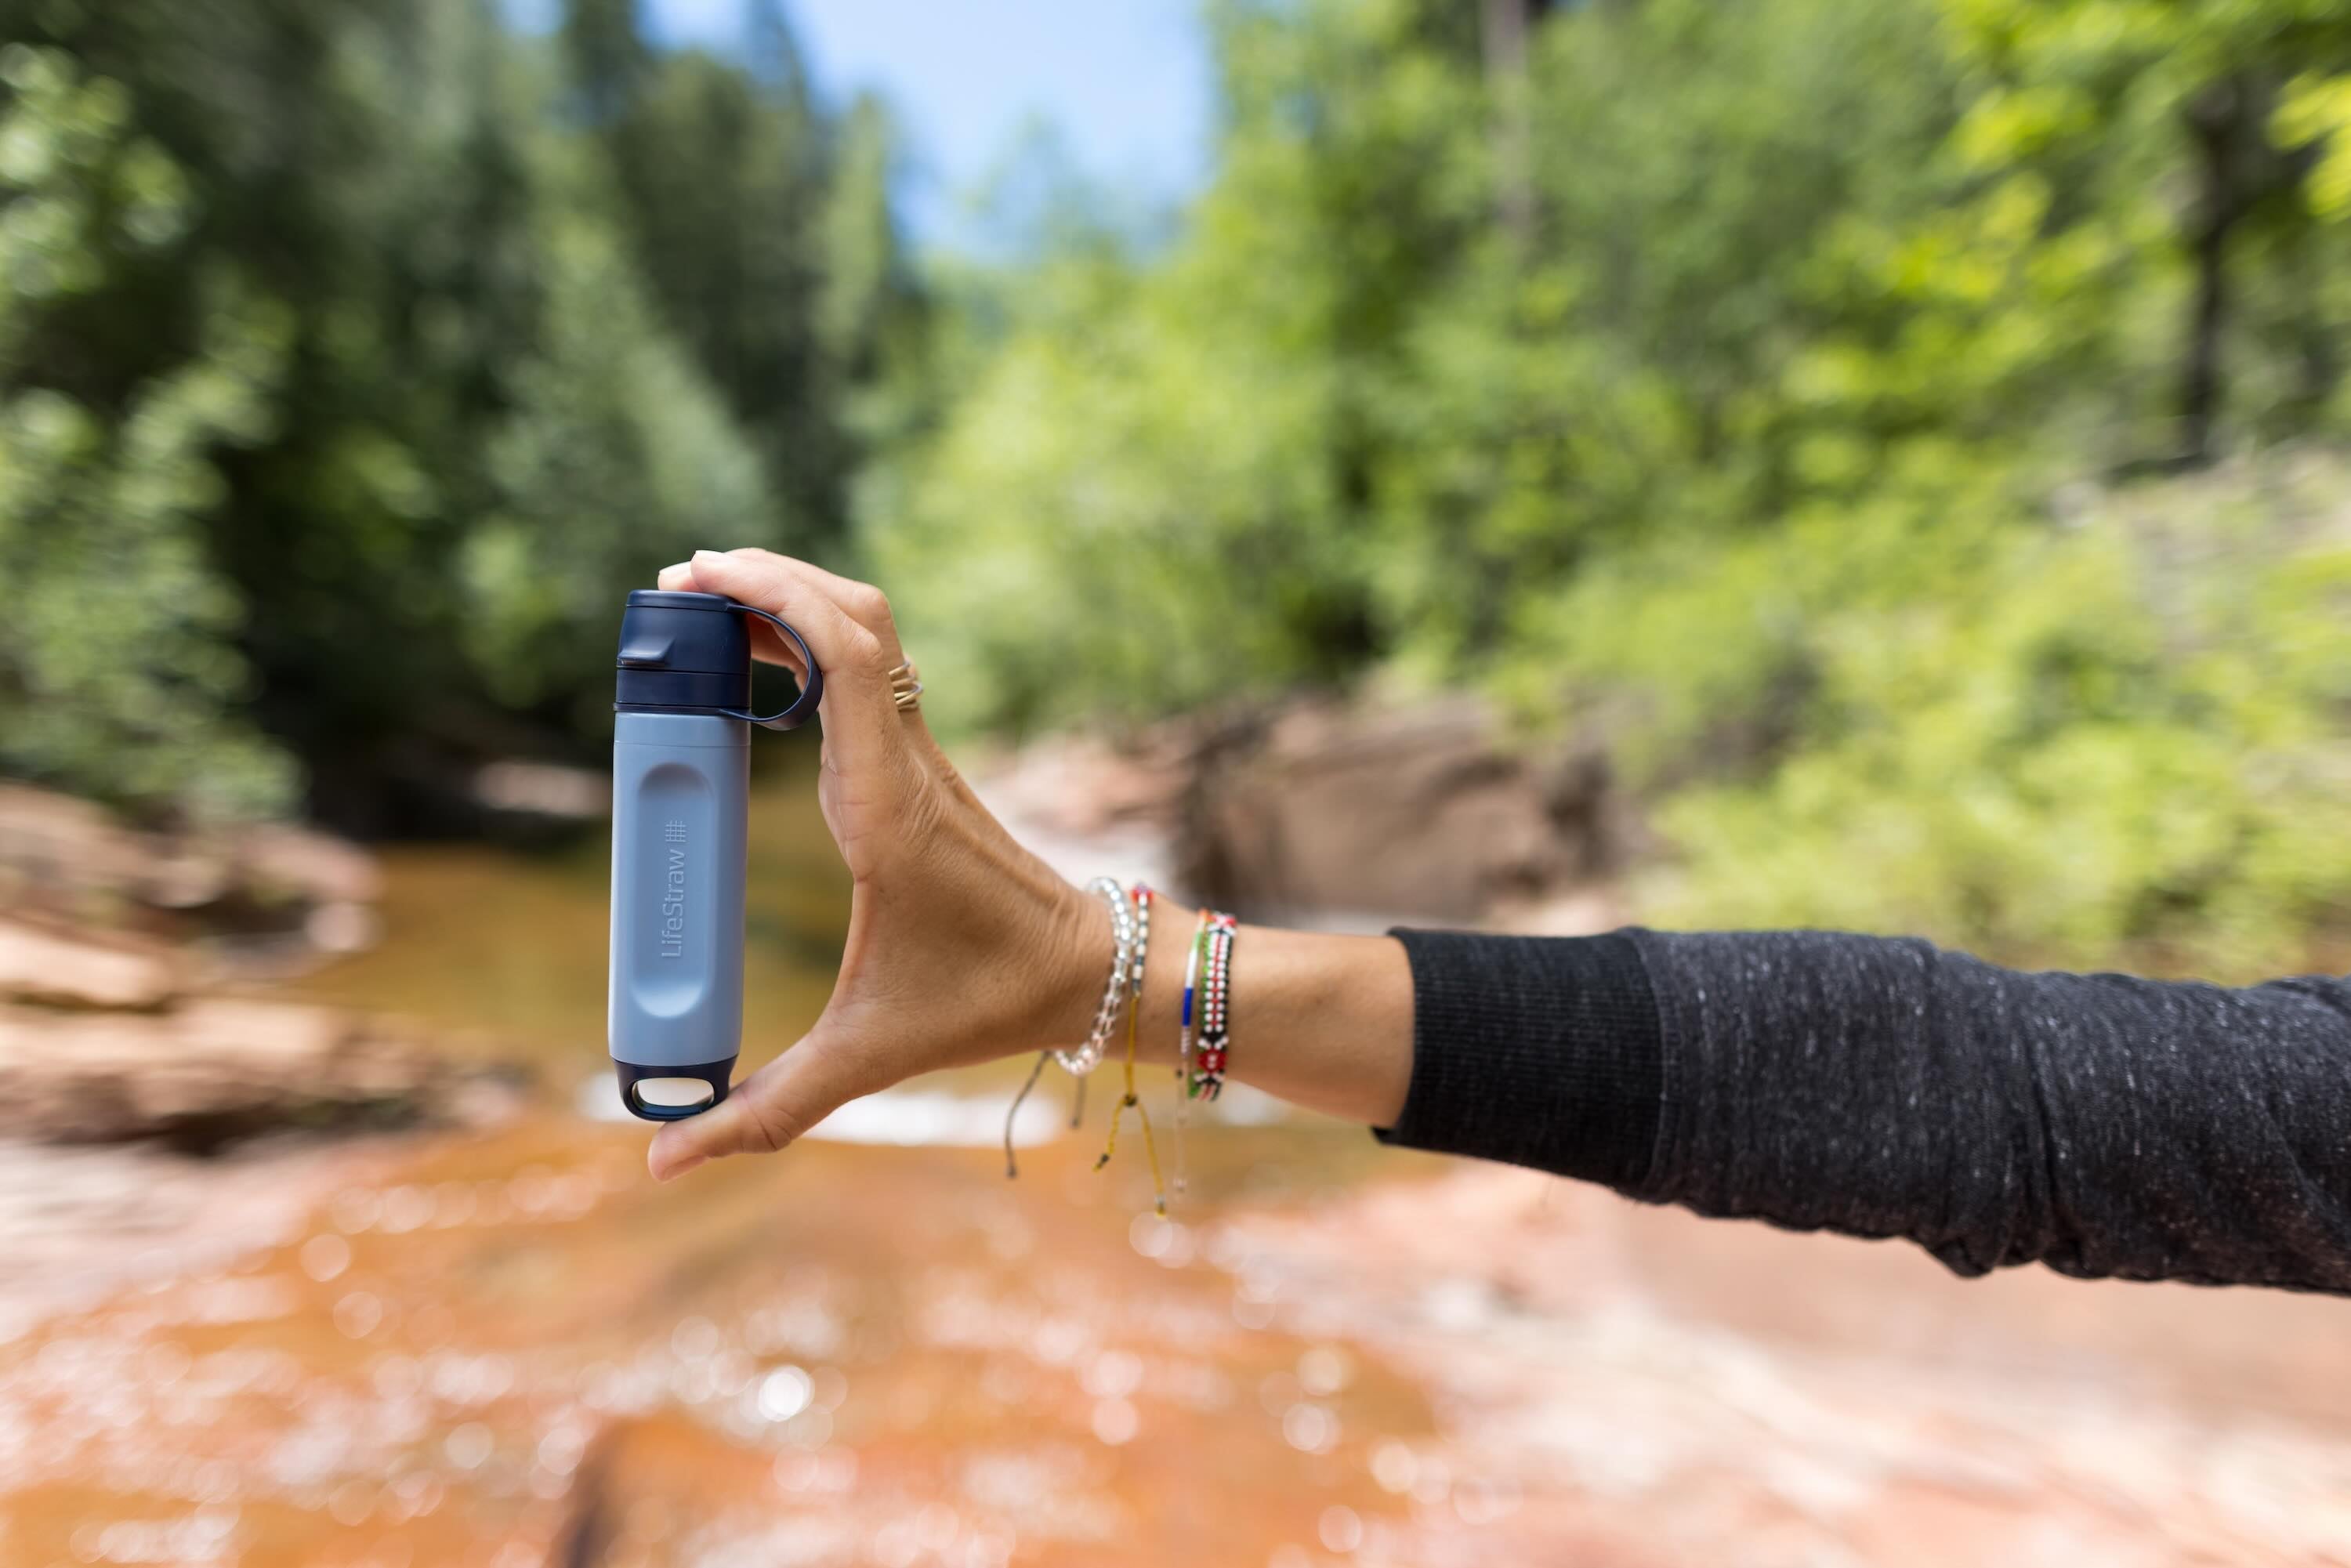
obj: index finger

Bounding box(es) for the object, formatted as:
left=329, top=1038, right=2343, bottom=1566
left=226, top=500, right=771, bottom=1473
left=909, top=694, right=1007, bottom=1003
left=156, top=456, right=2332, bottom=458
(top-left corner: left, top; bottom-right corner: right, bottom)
left=657, top=558, right=809, bottom=681
left=681, top=550, right=904, bottom=761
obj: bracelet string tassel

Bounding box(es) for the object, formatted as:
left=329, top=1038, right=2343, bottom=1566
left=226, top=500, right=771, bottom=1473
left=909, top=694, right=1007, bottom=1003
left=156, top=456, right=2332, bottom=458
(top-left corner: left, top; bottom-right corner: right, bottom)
left=1014, top=876, right=1132, bottom=1177
left=1096, top=884, right=1167, bottom=1215
left=1003, top=1048, right=1051, bottom=1179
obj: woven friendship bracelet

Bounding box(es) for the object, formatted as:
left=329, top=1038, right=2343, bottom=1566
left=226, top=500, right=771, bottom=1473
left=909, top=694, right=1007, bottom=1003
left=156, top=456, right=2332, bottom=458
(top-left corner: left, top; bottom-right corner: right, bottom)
left=1176, top=907, right=1210, bottom=1088
left=1169, top=905, right=1211, bottom=1194
left=1188, top=911, right=1237, bottom=1101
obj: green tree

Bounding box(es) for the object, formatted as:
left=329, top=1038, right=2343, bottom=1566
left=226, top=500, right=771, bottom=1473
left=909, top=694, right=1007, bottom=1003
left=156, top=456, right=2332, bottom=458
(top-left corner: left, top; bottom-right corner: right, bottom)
left=463, top=132, right=773, bottom=730
left=563, top=0, right=906, bottom=553
left=0, top=45, right=293, bottom=818
left=2, top=0, right=551, bottom=827
left=0, top=0, right=911, bottom=828
left=871, top=0, right=2351, bottom=972
left=875, top=0, right=1491, bottom=734
left=1948, top=0, right=2351, bottom=462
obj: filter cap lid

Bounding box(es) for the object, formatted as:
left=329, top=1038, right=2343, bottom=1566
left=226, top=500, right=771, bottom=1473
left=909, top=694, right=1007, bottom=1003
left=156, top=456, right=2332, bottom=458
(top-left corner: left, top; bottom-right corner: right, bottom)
left=616, top=589, right=752, bottom=678
left=613, top=588, right=823, bottom=730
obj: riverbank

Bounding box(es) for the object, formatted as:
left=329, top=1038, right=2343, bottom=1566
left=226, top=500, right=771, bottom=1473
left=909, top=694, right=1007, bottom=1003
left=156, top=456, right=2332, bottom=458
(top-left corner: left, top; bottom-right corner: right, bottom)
left=6, top=755, right=2351, bottom=1566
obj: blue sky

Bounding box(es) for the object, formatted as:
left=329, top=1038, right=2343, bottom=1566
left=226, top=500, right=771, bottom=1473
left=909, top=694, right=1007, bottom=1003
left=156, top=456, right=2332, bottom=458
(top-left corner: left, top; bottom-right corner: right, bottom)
left=507, top=0, right=1215, bottom=249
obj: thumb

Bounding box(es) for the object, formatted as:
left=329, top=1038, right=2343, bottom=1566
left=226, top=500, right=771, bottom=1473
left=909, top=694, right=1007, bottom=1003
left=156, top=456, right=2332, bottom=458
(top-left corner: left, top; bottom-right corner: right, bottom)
left=646, top=1034, right=872, bottom=1181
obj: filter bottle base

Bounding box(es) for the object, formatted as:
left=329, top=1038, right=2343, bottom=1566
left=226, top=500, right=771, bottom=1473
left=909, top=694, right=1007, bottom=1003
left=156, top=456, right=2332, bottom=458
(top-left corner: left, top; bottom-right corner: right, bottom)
left=613, top=1058, right=735, bottom=1121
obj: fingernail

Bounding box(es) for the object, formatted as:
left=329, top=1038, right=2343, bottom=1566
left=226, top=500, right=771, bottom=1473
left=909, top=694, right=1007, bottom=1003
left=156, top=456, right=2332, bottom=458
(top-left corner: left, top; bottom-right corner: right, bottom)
left=692, top=549, right=728, bottom=568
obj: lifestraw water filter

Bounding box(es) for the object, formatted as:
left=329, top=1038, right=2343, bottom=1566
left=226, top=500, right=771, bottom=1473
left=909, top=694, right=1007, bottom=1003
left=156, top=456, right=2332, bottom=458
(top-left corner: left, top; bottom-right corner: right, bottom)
left=609, top=589, right=821, bottom=1121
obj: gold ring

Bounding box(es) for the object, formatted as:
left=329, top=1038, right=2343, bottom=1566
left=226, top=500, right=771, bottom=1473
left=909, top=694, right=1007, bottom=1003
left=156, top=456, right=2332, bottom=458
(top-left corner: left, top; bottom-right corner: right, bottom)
left=887, top=661, right=923, bottom=713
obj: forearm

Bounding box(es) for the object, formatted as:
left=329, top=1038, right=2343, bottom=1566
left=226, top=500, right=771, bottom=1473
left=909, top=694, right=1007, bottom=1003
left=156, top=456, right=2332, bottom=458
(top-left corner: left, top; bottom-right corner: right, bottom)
left=1386, top=925, right=2351, bottom=1295
left=1043, top=899, right=1415, bottom=1127
left=1043, top=902, right=2351, bottom=1295
left=1166, top=925, right=1414, bottom=1125
left=1627, top=929, right=2351, bottom=1292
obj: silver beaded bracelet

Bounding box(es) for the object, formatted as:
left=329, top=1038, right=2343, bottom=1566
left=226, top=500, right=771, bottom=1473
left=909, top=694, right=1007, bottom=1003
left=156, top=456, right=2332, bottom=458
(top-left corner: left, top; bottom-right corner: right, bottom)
left=1053, top=875, right=1135, bottom=1077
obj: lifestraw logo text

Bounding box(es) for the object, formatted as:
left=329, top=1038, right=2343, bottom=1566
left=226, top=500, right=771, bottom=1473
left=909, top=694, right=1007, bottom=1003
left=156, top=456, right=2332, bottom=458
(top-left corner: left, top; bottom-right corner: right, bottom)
left=660, top=819, right=687, bottom=958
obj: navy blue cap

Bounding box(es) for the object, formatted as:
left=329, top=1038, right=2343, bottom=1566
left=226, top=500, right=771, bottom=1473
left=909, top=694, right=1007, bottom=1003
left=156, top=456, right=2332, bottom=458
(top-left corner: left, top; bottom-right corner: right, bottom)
left=614, top=589, right=822, bottom=730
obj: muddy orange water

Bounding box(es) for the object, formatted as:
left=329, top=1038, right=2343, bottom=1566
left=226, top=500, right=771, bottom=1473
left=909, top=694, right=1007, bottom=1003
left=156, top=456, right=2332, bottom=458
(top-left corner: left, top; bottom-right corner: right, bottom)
left=6, top=781, right=2351, bottom=1566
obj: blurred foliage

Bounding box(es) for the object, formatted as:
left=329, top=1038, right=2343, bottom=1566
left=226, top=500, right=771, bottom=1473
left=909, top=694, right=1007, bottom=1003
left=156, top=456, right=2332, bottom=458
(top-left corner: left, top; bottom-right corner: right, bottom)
left=0, top=0, right=906, bottom=828
left=1544, top=454, right=2351, bottom=972
left=874, top=0, right=2351, bottom=972
left=13, top=0, right=2351, bottom=969
left=0, top=45, right=293, bottom=817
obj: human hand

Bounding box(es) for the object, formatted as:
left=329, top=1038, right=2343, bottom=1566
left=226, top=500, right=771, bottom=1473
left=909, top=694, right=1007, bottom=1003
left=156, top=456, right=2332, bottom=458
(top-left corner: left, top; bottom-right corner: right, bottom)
left=643, top=549, right=1108, bottom=1180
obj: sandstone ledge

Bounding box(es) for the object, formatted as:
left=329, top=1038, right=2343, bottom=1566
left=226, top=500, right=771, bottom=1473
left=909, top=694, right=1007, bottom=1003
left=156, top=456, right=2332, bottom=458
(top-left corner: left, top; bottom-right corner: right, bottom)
left=0, top=996, right=526, bottom=1152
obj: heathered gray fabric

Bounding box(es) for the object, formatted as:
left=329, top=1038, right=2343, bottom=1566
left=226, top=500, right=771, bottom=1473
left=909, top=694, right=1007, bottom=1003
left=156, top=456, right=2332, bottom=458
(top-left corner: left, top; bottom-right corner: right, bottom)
left=1387, top=926, right=2351, bottom=1295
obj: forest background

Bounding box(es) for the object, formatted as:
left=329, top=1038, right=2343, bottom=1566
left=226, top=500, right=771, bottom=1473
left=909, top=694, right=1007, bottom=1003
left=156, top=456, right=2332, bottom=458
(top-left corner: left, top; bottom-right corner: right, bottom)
left=11, top=0, right=2351, bottom=977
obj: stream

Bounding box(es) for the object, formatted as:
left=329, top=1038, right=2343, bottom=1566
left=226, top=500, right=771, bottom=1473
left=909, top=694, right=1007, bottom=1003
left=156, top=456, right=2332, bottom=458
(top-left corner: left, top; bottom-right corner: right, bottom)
left=7, top=780, right=2351, bottom=1566
left=0, top=783, right=1459, bottom=1568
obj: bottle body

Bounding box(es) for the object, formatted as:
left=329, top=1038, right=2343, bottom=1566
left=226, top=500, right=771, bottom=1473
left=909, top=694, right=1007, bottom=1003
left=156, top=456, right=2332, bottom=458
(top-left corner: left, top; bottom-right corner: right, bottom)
left=608, top=711, right=748, bottom=1118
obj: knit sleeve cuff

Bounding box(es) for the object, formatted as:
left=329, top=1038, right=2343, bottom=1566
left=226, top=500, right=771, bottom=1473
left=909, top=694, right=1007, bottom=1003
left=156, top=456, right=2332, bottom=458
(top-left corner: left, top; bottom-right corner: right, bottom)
left=1373, top=928, right=1665, bottom=1193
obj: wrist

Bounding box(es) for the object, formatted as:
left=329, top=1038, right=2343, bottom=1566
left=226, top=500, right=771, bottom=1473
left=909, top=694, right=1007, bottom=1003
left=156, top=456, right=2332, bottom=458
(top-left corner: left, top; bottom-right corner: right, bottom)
left=1030, top=878, right=1114, bottom=1049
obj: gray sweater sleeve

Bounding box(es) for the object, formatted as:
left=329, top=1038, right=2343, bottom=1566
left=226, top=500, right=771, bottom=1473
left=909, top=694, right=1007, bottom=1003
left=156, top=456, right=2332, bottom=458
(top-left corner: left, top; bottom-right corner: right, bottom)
left=1376, top=927, right=2351, bottom=1295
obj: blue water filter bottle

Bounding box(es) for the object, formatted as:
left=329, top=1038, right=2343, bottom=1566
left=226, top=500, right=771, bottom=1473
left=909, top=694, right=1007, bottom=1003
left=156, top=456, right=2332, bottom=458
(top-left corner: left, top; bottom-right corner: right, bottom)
left=608, top=589, right=821, bottom=1121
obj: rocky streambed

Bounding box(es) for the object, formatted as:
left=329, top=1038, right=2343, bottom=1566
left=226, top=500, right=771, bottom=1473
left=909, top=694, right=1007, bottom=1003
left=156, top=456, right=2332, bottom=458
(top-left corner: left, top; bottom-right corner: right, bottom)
left=0, top=949, right=523, bottom=1151
left=5, top=737, right=2351, bottom=1567
left=0, top=795, right=536, bottom=1390
left=0, top=918, right=523, bottom=1154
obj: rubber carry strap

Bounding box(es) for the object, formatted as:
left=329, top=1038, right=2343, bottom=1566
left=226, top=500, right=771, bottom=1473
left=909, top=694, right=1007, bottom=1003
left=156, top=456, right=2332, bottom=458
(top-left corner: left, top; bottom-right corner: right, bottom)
left=717, top=603, right=824, bottom=730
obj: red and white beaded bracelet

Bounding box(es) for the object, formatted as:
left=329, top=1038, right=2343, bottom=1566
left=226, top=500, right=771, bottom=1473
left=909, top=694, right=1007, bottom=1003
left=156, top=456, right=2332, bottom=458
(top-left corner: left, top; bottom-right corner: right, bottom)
left=1187, top=911, right=1238, bottom=1101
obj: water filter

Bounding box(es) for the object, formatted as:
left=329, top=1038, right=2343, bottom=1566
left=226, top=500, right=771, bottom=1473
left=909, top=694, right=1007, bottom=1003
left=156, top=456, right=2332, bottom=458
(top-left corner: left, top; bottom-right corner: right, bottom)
left=608, top=589, right=821, bottom=1121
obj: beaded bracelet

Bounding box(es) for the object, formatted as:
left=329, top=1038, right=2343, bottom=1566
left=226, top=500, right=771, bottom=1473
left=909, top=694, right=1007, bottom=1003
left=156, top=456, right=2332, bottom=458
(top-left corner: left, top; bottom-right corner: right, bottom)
left=1171, top=906, right=1212, bottom=1193
left=1053, top=876, right=1135, bottom=1077
left=1132, top=882, right=1153, bottom=998
left=1007, top=877, right=1130, bottom=1179
left=1188, top=911, right=1238, bottom=1101
left=1006, top=877, right=1139, bottom=1179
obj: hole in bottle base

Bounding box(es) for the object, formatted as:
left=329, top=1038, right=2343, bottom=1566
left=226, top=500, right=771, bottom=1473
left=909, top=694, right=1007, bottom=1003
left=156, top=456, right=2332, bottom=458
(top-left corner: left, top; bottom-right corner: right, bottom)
left=632, top=1077, right=717, bottom=1112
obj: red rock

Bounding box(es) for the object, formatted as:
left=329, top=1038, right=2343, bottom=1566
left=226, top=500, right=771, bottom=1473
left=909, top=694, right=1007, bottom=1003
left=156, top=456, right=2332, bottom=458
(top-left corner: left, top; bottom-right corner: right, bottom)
left=0, top=915, right=187, bottom=1009
left=0, top=996, right=523, bottom=1148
